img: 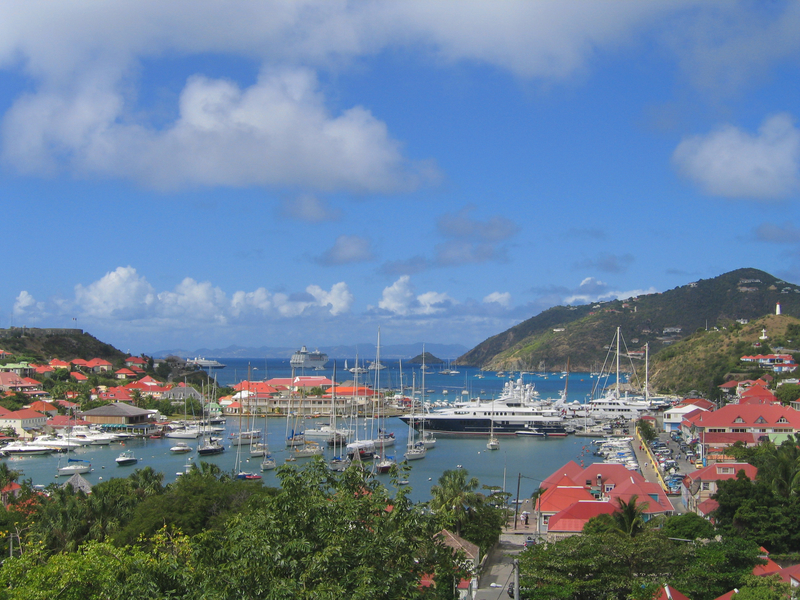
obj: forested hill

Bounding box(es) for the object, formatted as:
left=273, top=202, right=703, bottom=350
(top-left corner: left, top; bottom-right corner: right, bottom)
left=0, top=327, right=127, bottom=363
left=456, top=268, right=800, bottom=371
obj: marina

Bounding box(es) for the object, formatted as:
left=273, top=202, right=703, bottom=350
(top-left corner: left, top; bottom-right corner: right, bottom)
left=2, top=359, right=646, bottom=503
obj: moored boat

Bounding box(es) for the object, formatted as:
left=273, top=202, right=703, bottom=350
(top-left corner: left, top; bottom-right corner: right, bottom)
left=115, top=450, right=138, bottom=466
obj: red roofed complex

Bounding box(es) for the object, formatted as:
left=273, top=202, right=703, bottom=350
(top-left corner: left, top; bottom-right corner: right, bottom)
left=536, top=461, right=674, bottom=541
left=683, top=403, right=800, bottom=457
left=0, top=408, right=47, bottom=437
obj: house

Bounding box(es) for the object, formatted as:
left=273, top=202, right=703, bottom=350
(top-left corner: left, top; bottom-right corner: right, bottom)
left=684, top=404, right=800, bottom=458
left=681, top=462, right=758, bottom=514
left=161, top=384, right=204, bottom=403
left=0, top=372, right=28, bottom=393
left=125, top=356, right=148, bottom=369
left=114, top=368, right=137, bottom=380
left=663, top=403, right=711, bottom=433
left=1, top=482, right=22, bottom=506
left=0, top=362, right=35, bottom=377
left=49, top=358, right=72, bottom=370
left=436, top=529, right=480, bottom=599
left=85, top=358, right=113, bottom=373
left=70, top=372, right=88, bottom=382
left=80, top=402, right=156, bottom=434
left=535, top=461, right=674, bottom=541
left=27, top=400, right=58, bottom=417
left=0, top=408, right=48, bottom=437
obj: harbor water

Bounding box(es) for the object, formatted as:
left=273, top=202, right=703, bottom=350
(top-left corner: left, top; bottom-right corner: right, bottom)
left=9, top=359, right=615, bottom=503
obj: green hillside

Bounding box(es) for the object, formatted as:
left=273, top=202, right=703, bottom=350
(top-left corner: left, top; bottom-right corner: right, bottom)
left=644, top=313, right=800, bottom=396
left=457, top=268, right=800, bottom=372
left=0, top=328, right=127, bottom=364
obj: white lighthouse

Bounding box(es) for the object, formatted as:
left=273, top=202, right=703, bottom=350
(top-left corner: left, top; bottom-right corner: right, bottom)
left=777, top=302, right=782, bottom=316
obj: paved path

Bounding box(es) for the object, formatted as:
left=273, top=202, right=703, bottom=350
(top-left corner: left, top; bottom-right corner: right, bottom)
left=474, top=534, right=525, bottom=600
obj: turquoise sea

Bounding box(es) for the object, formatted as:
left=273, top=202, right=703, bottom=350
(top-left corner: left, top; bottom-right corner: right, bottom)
left=9, top=359, right=614, bottom=503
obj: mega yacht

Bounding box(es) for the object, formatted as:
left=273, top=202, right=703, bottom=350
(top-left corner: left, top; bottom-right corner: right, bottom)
left=399, top=377, right=567, bottom=436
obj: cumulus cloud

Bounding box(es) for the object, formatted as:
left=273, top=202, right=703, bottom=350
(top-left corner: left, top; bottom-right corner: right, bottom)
left=315, top=234, right=374, bottom=266
left=68, top=266, right=351, bottom=327
left=564, top=276, right=657, bottom=305
left=0, top=1, right=723, bottom=192
left=483, top=291, right=512, bottom=307
left=3, top=68, right=432, bottom=192
left=74, top=266, right=156, bottom=319
left=377, top=275, right=453, bottom=316
left=379, top=255, right=430, bottom=276
left=672, top=113, right=800, bottom=199
left=13, top=291, right=42, bottom=317
left=279, top=193, right=341, bottom=222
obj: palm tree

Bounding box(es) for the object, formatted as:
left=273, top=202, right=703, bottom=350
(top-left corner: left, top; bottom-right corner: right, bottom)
left=612, top=495, right=648, bottom=537
left=429, top=469, right=482, bottom=536
left=758, top=436, right=800, bottom=498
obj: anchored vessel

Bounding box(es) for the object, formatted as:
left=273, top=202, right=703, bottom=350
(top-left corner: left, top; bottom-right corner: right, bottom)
left=400, top=377, right=568, bottom=436
left=289, top=346, right=329, bottom=370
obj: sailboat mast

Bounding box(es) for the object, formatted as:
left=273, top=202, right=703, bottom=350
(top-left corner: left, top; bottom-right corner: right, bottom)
left=615, top=326, right=620, bottom=398
left=644, top=342, right=650, bottom=402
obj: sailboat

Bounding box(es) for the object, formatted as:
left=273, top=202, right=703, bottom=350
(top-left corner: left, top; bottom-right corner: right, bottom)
left=260, top=401, right=276, bottom=471
left=486, top=399, right=499, bottom=450
left=234, top=367, right=262, bottom=479
left=404, top=351, right=427, bottom=461
left=349, top=354, right=368, bottom=375
left=373, top=328, right=395, bottom=474
left=329, top=363, right=351, bottom=472
left=198, top=376, right=225, bottom=456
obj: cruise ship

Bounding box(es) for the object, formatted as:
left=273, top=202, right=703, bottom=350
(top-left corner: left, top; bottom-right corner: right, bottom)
left=290, top=346, right=329, bottom=370
left=399, top=377, right=568, bottom=436
left=187, top=357, right=226, bottom=369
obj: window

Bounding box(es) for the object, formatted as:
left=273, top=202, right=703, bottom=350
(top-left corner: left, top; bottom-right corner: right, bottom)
left=701, top=482, right=710, bottom=491
left=734, top=417, right=745, bottom=423
left=718, top=467, right=734, bottom=474
left=755, top=417, right=767, bottom=424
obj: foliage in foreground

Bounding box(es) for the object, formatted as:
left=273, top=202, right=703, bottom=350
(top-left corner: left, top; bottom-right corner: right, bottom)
left=0, top=460, right=488, bottom=599
left=517, top=527, right=763, bottom=600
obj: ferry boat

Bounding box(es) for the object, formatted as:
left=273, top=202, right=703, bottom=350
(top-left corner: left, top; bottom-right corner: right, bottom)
left=290, top=346, right=328, bottom=370
left=399, top=377, right=568, bottom=436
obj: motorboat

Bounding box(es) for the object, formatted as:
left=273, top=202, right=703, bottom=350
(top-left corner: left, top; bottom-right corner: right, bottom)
left=115, top=450, right=138, bottom=466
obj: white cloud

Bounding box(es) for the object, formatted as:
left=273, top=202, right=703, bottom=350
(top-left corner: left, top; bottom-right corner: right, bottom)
left=74, top=266, right=156, bottom=319
left=2, top=1, right=760, bottom=193
left=306, top=282, right=353, bottom=315
left=377, top=275, right=453, bottom=316
left=565, top=276, right=657, bottom=305
left=2, top=68, right=430, bottom=192
left=672, top=113, right=800, bottom=199
left=483, top=292, right=512, bottom=307
left=13, top=291, right=42, bottom=317
left=378, top=275, right=416, bottom=316
left=315, top=234, right=374, bottom=266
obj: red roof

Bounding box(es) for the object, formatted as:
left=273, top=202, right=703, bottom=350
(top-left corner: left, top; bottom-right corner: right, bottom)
left=70, top=372, right=88, bottom=381
left=28, top=401, right=56, bottom=412
left=653, top=586, right=691, bottom=600
left=5, top=408, right=46, bottom=421
left=541, top=461, right=585, bottom=488
left=697, top=498, right=719, bottom=516
left=691, top=403, right=800, bottom=429
left=537, top=480, right=594, bottom=513
left=47, top=414, right=91, bottom=428
left=686, top=462, right=757, bottom=484
left=547, top=501, right=618, bottom=532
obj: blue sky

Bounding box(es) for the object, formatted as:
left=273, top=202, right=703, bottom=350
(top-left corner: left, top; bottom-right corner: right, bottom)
left=2, top=1, right=800, bottom=354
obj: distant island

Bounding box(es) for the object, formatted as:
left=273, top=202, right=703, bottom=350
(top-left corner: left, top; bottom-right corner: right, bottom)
left=408, top=351, right=444, bottom=365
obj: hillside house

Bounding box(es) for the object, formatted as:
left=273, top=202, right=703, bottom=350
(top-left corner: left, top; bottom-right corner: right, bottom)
left=681, top=462, right=757, bottom=514
left=0, top=408, right=47, bottom=437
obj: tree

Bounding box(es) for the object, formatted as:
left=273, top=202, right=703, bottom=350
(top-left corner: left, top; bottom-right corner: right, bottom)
left=611, top=495, right=648, bottom=537
left=660, top=512, right=716, bottom=541
left=429, top=469, right=481, bottom=537
left=636, top=418, right=657, bottom=444
left=733, top=574, right=792, bottom=600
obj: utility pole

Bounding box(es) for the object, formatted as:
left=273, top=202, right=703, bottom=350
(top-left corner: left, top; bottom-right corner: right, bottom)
left=514, top=472, right=521, bottom=530
left=513, top=558, right=520, bottom=600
